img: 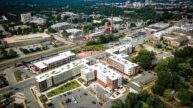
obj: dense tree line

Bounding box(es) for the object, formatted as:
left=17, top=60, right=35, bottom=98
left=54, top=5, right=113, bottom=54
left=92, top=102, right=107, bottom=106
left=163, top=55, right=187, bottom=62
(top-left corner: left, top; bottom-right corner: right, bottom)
left=111, top=91, right=167, bottom=108
left=152, top=46, right=193, bottom=107
left=134, top=49, right=155, bottom=70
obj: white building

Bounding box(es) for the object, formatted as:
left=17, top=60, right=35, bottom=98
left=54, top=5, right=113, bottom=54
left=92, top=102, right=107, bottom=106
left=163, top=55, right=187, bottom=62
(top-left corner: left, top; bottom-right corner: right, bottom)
left=30, top=17, right=46, bottom=25
left=181, top=24, right=193, bottom=32
left=32, top=51, right=76, bottom=73
left=66, top=29, right=83, bottom=41
left=51, top=22, right=72, bottom=31
left=35, top=59, right=87, bottom=92
left=106, top=44, right=133, bottom=55
left=107, top=54, right=140, bottom=77
left=93, top=63, right=122, bottom=90
left=21, top=13, right=31, bottom=23
left=81, top=64, right=96, bottom=83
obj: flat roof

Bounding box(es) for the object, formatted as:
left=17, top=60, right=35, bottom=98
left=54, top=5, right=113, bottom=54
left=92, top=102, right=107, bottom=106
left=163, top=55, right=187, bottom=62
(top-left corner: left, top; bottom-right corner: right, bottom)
left=51, top=22, right=70, bottom=28
left=4, top=33, right=50, bottom=44
left=109, top=54, right=138, bottom=68
left=81, top=64, right=94, bottom=74
left=35, top=59, right=88, bottom=82
left=93, top=63, right=122, bottom=80
left=44, top=51, right=75, bottom=64
left=106, top=44, right=132, bottom=54
left=107, top=17, right=123, bottom=22
left=33, top=51, right=75, bottom=69
left=66, top=29, right=82, bottom=34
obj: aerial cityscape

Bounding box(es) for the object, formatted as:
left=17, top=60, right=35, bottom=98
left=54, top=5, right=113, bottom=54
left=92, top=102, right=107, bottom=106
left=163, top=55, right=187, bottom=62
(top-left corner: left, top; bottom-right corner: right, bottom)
left=0, top=0, right=193, bottom=108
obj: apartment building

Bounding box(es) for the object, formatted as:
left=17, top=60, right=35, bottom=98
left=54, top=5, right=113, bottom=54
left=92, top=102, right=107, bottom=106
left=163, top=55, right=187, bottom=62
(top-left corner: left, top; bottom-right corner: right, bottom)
left=81, top=65, right=96, bottom=83
left=32, top=51, right=76, bottom=73
left=93, top=63, right=122, bottom=90
left=106, top=44, right=133, bottom=55
left=107, top=55, right=140, bottom=77
left=35, top=59, right=87, bottom=92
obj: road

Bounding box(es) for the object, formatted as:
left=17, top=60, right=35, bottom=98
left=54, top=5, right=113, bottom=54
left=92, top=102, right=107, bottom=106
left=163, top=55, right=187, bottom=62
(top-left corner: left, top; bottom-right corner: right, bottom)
left=0, top=43, right=86, bottom=71
left=0, top=77, right=40, bottom=108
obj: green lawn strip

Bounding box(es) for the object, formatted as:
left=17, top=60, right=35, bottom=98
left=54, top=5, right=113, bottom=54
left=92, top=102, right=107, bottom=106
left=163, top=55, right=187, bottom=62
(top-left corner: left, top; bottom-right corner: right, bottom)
left=14, top=70, right=23, bottom=82
left=47, top=80, right=80, bottom=98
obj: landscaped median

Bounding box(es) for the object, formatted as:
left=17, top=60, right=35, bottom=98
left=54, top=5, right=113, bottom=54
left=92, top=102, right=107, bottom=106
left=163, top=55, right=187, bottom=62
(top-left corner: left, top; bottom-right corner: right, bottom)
left=46, top=80, right=81, bottom=98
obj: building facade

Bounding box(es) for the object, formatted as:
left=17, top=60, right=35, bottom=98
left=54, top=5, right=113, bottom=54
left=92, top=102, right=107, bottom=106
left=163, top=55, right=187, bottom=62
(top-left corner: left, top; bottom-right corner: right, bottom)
left=107, top=55, right=140, bottom=77
left=32, top=51, right=76, bottom=73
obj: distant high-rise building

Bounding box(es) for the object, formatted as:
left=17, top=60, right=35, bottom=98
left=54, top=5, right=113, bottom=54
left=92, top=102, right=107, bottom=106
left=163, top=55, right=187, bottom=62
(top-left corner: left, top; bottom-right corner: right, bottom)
left=20, top=13, right=31, bottom=23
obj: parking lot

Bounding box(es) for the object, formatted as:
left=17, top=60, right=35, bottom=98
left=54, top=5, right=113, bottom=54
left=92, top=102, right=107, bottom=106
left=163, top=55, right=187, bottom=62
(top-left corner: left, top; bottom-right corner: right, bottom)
left=50, top=87, right=102, bottom=108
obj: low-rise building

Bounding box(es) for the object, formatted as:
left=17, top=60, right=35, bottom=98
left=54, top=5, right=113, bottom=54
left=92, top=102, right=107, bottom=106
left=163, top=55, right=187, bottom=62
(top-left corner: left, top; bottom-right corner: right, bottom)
left=145, top=23, right=170, bottom=34
left=163, top=32, right=189, bottom=47
left=181, top=24, right=193, bottom=33
left=107, top=55, right=140, bottom=77
left=32, top=51, right=76, bottom=73
left=2, top=33, right=51, bottom=47
left=51, top=22, right=72, bottom=31
left=66, top=29, right=83, bottom=41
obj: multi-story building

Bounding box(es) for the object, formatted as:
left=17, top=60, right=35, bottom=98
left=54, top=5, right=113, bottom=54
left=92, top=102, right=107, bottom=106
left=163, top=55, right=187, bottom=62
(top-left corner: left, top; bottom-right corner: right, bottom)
left=81, top=64, right=97, bottom=83
left=106, top=45, right=133, bottom=55
left=32, top=51, right=76, bottom=73
left=21, top=13, right=31, bottom=23
left=107, top=55, right=140, bottom=77
left=93, top=63, right=122, bottom=90
left=35, top=59, right=87, bottom=92
left=2, top=33, right=51, bottom=48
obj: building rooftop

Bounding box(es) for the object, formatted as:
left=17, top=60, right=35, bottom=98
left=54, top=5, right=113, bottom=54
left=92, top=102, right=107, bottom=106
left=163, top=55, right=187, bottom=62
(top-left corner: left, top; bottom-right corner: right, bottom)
left=44, top=51, right=75, bottom=65
left=51, top=22, right=70, bottom=28
left=106, top=44, right=133, bottom=54
left=109, top=54, right=138, bottom=68
left=35, top=59, right=88, bottom=82
left=181, top=24, right=193, bottom=31
left=66, top=29, right=82, bottom=34
left=107, top=17, right=123, bottom=22
left=33, top=51, right=75, bottom=69
left=3, top=33, right=50, bottom=44
left=93, top=63, right=122, bottom=80
left=81, top=64, right=95, bottom=74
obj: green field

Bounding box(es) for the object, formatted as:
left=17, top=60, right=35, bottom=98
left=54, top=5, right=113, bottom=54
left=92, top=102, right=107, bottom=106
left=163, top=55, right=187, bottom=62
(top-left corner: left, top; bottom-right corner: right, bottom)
left=47, top=80, right=80, bottom=98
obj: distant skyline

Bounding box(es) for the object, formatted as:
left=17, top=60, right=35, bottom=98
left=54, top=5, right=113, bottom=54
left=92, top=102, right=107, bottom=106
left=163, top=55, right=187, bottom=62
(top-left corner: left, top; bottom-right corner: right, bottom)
left=0, top=0, right=192, bottom=5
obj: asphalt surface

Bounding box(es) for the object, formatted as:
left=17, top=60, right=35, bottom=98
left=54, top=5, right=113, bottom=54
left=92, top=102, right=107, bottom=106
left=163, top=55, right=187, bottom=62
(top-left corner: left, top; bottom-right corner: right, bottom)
left=51, top=87, right=102, bottom=108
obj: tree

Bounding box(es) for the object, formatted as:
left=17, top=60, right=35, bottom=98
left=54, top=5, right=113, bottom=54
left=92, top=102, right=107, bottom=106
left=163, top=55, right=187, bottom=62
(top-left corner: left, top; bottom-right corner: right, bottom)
left=111, top=99, right=124, bottom=108
left=179, top=89, right=193, bottom=106
left=135, top=50, right=154, bottom=70
left=130, top=23, right=136, bottom=28
left=62, top=30, right=70, bottom=38
left=125, top=93, right=139, bottom=108
left=151, top=84, right=165, bottom=96
left=163, top=89, right=173, bottom=101
left=48, top=27, right=57, bottom=33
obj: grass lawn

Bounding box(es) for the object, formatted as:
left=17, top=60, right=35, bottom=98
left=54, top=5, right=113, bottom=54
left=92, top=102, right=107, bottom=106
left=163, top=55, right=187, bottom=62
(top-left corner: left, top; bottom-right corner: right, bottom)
left=47, top=80, right=80, bottom=98
left=14, top=70, right=23, bottom=82
left=72, top=44, right=108, bottom=53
